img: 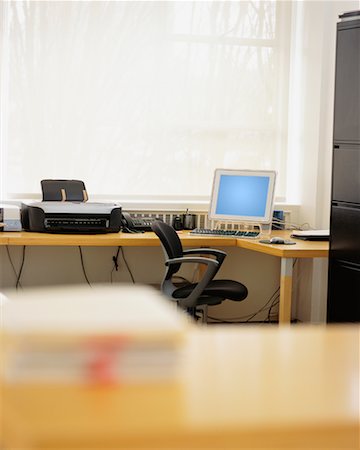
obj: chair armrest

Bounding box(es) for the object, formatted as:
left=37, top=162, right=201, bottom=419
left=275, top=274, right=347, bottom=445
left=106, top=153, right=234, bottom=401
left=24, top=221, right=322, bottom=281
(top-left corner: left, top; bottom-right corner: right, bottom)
left=182, top=248, right=226, bottom=266
left=165, top=256, right=219, bottom=308
left=165, top=256, right=219, bottom=267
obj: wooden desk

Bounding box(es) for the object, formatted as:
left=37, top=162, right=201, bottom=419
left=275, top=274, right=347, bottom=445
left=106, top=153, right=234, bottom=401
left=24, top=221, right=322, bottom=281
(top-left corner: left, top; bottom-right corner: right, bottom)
left=0, top=230, right=239, bottom=247
left=234, top=232, right=329, bottom=323
left=0, top=230, right=328, bottom=324
left=1, top=325, right=358, bottom=449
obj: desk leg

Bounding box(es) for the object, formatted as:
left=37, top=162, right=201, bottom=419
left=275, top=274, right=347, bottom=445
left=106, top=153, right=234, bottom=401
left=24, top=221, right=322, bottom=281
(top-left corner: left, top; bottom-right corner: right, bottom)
left=279, top=258, right=293, bottom=325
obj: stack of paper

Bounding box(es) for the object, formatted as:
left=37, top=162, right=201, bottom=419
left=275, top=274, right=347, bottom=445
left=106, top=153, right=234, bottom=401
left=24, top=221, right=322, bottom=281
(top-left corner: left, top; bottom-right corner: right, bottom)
left=1, top=284, right=189, bottom=384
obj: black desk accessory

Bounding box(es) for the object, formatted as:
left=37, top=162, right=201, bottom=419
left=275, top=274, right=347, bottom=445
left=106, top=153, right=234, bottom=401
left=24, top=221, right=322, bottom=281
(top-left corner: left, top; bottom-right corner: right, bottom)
left=121, top=213, right=161, bottom=233
left=182, top=211, right=196, bottom=230
left=290, top=230, right=329, bottom=241
left=172, top=215, right=183, bottom=231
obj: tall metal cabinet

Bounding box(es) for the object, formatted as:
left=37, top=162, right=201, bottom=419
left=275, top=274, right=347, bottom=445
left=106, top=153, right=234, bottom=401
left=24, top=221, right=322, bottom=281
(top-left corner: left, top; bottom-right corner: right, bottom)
left=327, top=11, right=360, bottom=322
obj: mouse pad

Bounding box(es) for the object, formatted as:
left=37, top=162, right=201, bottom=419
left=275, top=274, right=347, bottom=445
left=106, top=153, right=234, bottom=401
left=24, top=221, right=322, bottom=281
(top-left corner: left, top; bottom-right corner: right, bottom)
left=259, top=240, right=296, bottom=245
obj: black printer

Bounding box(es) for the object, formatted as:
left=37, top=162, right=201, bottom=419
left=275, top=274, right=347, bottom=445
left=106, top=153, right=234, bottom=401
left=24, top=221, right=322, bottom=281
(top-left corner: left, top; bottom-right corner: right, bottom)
left=21, top=202, right=122, bottom=234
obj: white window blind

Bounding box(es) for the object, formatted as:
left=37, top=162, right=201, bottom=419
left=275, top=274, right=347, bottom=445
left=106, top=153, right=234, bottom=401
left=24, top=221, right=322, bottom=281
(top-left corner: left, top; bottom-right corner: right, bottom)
left=0, top=1, right=291, bottom=202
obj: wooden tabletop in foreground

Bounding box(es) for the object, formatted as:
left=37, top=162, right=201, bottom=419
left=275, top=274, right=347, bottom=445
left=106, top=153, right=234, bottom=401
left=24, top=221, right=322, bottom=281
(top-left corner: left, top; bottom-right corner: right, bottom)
left=1, top=324, right=358, bottom=450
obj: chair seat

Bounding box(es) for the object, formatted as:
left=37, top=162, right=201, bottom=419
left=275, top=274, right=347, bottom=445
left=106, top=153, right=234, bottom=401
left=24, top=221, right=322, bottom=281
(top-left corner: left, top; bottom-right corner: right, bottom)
left=173, top=279, right=248, bottom=302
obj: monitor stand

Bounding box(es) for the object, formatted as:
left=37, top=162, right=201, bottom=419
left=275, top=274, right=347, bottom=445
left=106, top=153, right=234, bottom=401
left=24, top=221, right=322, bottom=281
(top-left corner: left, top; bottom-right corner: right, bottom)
left=259, top=222, right=272, bottom=237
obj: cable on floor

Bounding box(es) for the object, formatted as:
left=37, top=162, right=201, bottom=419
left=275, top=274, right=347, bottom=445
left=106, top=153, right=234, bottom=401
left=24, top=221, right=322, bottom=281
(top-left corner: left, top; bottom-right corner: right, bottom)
left=78, top=246, right=91, bottom=286
left=203, top=256, right=298, bottom=324
left=15, top=246, right=26, bottom=290
left=271, top=217, right=312, bottom=231
left=266, top=297, right=280, bottom=322
left=120, top=247, right=135, bottom=284
left=207, top=286, right=280, bottom=324
left=5, top=245, right=25, bottom=289
left=110, top=246, right=121, bottom=283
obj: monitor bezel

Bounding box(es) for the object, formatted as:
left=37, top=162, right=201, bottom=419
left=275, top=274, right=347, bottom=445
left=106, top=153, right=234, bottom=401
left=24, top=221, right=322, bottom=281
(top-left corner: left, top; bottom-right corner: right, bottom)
left=208, top=169, right=277, bottom=224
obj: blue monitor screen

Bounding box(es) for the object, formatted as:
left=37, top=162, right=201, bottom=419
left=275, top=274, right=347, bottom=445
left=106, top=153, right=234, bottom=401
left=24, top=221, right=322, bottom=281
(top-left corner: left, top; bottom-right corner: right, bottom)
left=215, top=175, right=270, bottom=217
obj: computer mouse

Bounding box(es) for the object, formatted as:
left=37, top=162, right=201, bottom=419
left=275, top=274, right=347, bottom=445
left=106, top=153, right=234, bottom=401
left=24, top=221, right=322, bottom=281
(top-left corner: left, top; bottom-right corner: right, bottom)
left=269, top=237, right=285, bottom=244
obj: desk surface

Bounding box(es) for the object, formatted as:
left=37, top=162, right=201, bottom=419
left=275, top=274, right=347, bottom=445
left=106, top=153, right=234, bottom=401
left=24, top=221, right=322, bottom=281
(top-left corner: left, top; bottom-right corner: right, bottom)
left=0, top=230, right=329, bottom=258
left=1, top=325, right=358, bottom=450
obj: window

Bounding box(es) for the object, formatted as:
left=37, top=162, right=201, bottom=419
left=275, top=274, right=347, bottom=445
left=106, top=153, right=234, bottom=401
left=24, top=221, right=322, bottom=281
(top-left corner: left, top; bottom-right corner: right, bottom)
left=0, top=1, right=291, bottom=203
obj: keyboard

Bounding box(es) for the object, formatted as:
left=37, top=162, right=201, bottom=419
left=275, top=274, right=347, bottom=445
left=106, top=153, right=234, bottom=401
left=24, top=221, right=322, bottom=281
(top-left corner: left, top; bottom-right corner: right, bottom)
left=190, top=228, right=260, bottom=239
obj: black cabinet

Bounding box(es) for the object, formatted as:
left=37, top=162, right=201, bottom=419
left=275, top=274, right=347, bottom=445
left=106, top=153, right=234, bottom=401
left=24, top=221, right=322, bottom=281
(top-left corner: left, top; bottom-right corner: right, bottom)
left=330, top=203, right=360, bottom=264
left=332, top=145, right=360, bottom=204
left=328, top=12, right=360, bottom=323
left=328, top=261, right=360, bottom=322
left=333, top=21, right=360, bottom=143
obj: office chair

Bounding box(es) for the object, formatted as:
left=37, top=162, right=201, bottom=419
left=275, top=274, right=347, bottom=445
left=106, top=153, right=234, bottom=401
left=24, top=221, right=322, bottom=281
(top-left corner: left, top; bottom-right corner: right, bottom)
left=151, top=220, right=248, bottom=320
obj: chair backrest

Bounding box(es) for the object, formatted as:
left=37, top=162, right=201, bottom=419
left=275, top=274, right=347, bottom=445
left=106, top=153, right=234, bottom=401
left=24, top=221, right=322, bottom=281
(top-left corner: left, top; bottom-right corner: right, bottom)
left=151, top=220, right=183, bottom=275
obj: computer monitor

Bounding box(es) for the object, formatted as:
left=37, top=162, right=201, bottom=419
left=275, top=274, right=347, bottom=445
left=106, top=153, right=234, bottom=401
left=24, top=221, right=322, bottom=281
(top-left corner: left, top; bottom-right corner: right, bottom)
left=209, top=169, right=276, bottom=224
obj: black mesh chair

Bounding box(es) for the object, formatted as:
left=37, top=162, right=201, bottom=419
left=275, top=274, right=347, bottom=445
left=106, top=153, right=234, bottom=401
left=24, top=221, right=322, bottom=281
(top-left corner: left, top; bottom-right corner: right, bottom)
left=151, top=220, right=248, bottom=319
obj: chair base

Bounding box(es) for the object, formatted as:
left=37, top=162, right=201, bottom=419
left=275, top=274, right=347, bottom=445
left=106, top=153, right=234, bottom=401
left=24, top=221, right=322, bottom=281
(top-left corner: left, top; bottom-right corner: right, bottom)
left=186, top=304, right=209, bottom=323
